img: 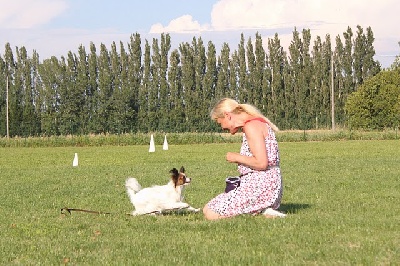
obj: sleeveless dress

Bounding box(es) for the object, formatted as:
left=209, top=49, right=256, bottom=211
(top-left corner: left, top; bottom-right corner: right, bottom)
left=206, top=118, right=283, bottom=217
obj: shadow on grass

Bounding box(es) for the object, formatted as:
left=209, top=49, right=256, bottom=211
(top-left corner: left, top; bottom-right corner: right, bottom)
left=161, top=203, right=312, bottom=217
left=279, top=202, right=311, bottom=214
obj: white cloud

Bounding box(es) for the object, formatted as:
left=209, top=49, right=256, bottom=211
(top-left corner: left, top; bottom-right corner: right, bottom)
left=0, top=0, right=68, bottom=29
left=210, top=0, right=397, bottom=35
left=150, top=0, right=399, bottom=67
left=150, top=0, right=399, bottom=43
left=211, top=0, right=289, bottom=30
left=210, top=0, right=400, bottom=60
left=150, top=15, right=210, bottom=33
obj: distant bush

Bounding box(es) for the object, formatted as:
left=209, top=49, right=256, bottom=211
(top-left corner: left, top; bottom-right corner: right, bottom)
left=345, top=70, right=400, bottom=129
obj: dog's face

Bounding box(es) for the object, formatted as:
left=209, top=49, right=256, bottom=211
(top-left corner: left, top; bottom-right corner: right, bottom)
left=170, top=166, right=191, bottom=187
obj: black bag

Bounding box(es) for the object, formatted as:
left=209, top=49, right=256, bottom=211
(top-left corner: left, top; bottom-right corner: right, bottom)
left=225, top=177, right=241, bottom=193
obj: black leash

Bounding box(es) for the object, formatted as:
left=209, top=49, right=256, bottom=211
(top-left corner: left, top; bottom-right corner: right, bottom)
left=60, top=206, right=192, bottom=216
left=61, top=207, right=111, bottom=215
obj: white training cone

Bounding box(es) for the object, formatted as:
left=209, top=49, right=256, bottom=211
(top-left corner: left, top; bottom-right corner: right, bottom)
left=163, top=135, right=168, bottom=150
left=149, top=134, right=155, bottom=152
left=73, top=153, right=78, bottom=167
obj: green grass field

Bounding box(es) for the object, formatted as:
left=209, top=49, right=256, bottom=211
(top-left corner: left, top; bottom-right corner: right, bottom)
left=1, top=140, right=399, bottom=265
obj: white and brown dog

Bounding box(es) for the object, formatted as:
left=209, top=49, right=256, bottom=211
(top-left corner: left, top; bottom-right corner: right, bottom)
left=125, top=166, right=200, bottom=215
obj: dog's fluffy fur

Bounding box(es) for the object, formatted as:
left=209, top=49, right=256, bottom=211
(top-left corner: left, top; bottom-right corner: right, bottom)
left=125, top=166, right=200, bottom=215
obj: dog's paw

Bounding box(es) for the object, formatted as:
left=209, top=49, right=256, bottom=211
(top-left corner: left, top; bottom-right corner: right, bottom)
left=182, top=203, right=190, bottom=209
left=173, top=203, right=190, bottom=210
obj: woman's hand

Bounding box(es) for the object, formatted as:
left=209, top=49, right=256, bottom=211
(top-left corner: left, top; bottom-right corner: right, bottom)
left=226, top=152, right=239, bottom=163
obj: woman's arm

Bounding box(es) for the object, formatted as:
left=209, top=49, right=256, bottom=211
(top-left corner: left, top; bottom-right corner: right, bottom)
left=226, top=121, right=269, bottom=170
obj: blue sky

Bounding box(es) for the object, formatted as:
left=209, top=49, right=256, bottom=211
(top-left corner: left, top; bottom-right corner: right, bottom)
left=47, top=0, right=215, bottom=32
left=1, top=0, right=399, bottom=68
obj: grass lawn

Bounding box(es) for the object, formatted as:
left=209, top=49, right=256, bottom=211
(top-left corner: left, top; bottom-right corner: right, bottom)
left=0, top=140, right=399, bottom=265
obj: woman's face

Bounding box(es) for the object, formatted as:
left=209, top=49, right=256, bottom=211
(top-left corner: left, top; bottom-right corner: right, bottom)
left=216, top=113, right=239, bottom=135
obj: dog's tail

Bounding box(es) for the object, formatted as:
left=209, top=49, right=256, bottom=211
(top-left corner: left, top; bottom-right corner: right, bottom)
left=125, top=178, right=141, bottom=202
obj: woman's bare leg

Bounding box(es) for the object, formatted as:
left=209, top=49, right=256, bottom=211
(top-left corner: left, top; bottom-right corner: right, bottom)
left=203, top=204, right=228, bottom=220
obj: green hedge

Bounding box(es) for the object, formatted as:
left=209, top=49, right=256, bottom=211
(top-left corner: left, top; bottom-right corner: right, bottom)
left=0, top=129, right=398, bottom=148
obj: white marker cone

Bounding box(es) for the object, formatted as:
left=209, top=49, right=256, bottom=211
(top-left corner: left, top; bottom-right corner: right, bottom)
left=73, top=153, right=78, bottom=167
left=149, top=134, right=155, bottom=152
left=163, top=135, right=168, bottom=150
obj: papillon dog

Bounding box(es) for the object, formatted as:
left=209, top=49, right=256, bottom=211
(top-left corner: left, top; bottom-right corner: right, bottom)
left=125, top=166, right=200, bottom=215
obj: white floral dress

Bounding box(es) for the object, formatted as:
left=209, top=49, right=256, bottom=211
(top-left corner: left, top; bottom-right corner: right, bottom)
left=207, top=120, right=283, bottom=217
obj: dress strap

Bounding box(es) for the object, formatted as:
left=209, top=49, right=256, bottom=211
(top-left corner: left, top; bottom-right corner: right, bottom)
left=242, top=117, right=267, bottom=133
left=244, top=117, right=267, bottom=124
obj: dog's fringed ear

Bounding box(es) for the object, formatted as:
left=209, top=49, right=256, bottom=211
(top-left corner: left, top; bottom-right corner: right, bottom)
left=170, top=168, right=179, bottom=177
left=170, top=168, right=180, bottom=187
left=179, top=166, right=185, bottom=173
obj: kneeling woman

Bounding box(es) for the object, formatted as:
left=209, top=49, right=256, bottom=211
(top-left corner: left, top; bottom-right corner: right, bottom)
left=203, top=98, right=286, bottom=220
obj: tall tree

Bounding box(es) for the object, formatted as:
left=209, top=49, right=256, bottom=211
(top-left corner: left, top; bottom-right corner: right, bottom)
left=203, top=41, right=218, bottom=131
left=246, top=36, right=256, bottom=103
left=97, top=44, right=113, bottom=133
left=215, top=43, right=230, bottom=101
left=353, top=25, right=366, bottom=87
left=301, top=29, right=313, bottom=128
left=179, top=42, right=195, bottom=131
left=31, top=50, right=41, bottom=135
left=0, top=53, right=6, bottom=135
left=192, top=37, right=208, bottom=130
left=15, top=46, right=36, bottom=136
left=59, top=51, right=85, bottom=135
left=333, top=35, right=344, bottom=127
left=237, top=34, right=248, bottom=103
left=119, top=40, right=136, bottom=133
left=39, top=56, right=62, bottom=135
left=87, top=42, right=99, bottom=132
left=168, top=49, right=184, bottom=131
left=149, top=38, right=161, bottom=131
left=311, top=35, right=332, bottom=128
left=127, top=33, right=142, bottom=133
left=159, top=33, right=171, bottom=131
left=76, top=45, right=90, bottom=134
left=287, top=28, right=304, bottom=128
left=109, top=41, right=123, bottom=133
left=338, top=27, right=354, bottom=124
left=137, top=40, right=151, bottom=132
left=354, top=26, right=381, bottom=86
left=5, top=43, right=23, bottom=137
left=267, top=33, right=286, bottom=128
left=230, top=50, right=240, bottom=100
left=254, top=32, right=266, bottom=110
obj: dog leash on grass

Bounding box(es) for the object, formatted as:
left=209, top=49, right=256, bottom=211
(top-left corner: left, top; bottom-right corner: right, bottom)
left=61, top=207, right=111, bottom=215
left=61, top=207, right=180, bottom=216
left=60, top=207, right=189, bottom=216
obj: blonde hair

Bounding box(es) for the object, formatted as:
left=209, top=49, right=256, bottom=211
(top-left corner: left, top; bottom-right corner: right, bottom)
left=210, top=98, right=279, bottom=131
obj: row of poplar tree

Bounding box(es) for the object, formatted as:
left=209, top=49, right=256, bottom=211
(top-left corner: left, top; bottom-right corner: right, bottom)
left=0, top=25, right=381, bottom=137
